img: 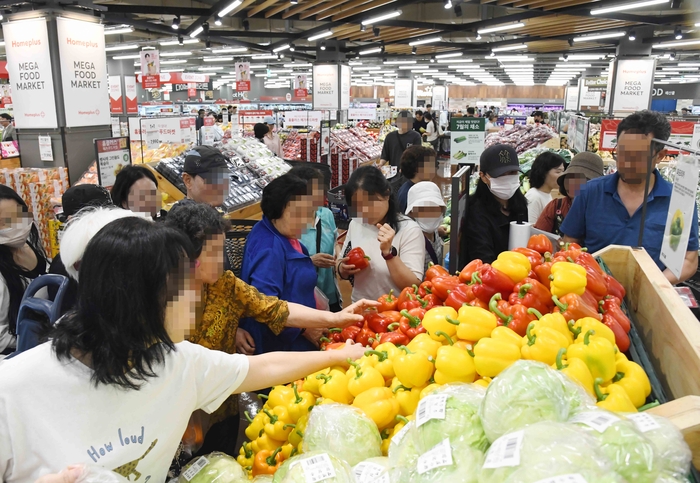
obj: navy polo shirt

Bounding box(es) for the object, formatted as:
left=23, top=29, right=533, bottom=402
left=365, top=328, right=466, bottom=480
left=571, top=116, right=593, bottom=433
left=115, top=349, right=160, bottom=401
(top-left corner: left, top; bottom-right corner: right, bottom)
left=560, top=169, right=699, bottom=271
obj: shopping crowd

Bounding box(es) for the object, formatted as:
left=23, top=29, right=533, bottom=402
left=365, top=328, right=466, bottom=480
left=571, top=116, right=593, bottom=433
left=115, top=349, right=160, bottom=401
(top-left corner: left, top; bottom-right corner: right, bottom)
left=0, top=108, right=696, bottom=483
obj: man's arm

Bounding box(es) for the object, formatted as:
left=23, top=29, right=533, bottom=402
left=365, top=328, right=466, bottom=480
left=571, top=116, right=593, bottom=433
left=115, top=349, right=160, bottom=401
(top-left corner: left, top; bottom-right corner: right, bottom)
left=663, top=249, right=699, bottom=284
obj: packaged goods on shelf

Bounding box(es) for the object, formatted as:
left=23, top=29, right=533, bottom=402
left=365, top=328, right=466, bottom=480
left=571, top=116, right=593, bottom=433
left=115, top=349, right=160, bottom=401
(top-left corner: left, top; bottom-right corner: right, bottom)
left=588, top=124, right=601, bottom=153
left=131, top=142, right=191, bottom=165
left=485, top=124, right=557, bottom=154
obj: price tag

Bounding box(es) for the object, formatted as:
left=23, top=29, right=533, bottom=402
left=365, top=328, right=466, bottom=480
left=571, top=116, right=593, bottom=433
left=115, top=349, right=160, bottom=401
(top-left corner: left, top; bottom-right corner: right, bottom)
left=627, top=413, right=661, bottom=433
left=416, top=394, right=448, bottom=428
left=354, top=462, right=389, bottom=483
left=570, top=411, right=620, bottom=433
left=417, top=438, right=453, bottom=474
left=390, top=421, right=411, bottom=448
left=534, top=474, right=588, bottom=483
left=482, top=430, right=524, bottom=469
left=181, top=456, right=209, bottom=481
left=300, top=453, right=337, bottom=483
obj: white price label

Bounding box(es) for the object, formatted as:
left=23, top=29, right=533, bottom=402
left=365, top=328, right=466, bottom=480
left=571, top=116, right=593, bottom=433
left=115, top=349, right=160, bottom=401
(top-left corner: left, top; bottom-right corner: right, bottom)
left=417, top=438, right=453, bottom=474
left=353, top=462, right=389, bottom=483
left=301, top=453, right=337, bottom=483
left=416, top=394, right=448, bottom=428
left=482, top=430, right=524, bottom=469
left=534, top=474, right=588, bottom=483
left=570, top=411, right=620, bottom=433
left=182, top=456, right=209, bottom=481
left=627, top=413, right=661, bottom=433
left=390, top=421, right=412, bottom=448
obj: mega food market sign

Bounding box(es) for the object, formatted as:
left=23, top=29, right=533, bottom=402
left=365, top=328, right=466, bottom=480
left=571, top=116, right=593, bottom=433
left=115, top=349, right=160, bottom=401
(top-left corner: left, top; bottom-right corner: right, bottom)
left=313, top=65, right=339, bottom=110
left=611, top=59, right=655, bottom=112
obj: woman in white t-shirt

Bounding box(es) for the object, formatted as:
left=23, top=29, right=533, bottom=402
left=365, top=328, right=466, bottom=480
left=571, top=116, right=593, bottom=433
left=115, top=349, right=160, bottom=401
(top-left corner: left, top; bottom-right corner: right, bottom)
left=338, top=166, right=426, bottom=303
left=0, top=217, right=365, bottom=483
left=423, top=112, right=442, bottom=150
left=525, top=151, right=566, bottom=224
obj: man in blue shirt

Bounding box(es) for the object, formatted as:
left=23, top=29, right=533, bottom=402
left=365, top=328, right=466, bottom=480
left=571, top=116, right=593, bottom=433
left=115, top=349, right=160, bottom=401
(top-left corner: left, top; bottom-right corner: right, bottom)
left=561, top=110, right=699, bottom=284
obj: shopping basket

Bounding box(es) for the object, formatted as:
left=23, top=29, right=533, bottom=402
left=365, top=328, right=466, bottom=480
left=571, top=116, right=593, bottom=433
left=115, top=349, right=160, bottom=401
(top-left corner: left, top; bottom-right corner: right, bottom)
left=225, top=220, right=258, bottom=278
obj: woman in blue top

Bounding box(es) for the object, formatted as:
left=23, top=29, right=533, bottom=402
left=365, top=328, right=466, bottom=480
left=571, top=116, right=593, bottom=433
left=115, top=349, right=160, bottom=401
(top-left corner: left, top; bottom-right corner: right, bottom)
left=238, top=174, right=320, bottom=355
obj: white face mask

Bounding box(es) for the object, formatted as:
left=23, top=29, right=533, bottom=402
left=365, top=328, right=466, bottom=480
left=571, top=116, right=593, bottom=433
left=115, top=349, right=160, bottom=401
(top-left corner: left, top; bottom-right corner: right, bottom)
left=415, top=216, right=443, bottom=233
left=0, top=216, right=32, bottom=248
left=488, top=174, right=521, bottom=200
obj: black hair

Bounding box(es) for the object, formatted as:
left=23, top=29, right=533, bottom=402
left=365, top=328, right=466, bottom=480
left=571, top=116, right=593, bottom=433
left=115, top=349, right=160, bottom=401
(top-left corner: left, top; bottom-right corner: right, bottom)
left=415, top=110, right=423, bottom=116
left=426, top=104, right=432, bottom=108
left=0, top=185, right=46, bottom=335
left=288, top=164, right=327, bottom=192
left=165, top=200, right=230, bottom=258
left=616, top=109, right=672, bottom=154
left=424, top=112, right=438, bottom=132
left=529, top=152, right=565, bottom=189
left=471, top=178, right=528, bottom=222
left=254, top=123, right=269, bottom=140
left=51, top=217, right=195, bottom=390
left=467, top=107, right=475, bottom=115
left=261, top=174, right=308, bottom=221
left=0, top=114, right=11, bottom=121
left=198, top=109, right=205, bottom=115
left=400, top=145, right=437, bottom=180
left=111, top=165, right=158, bottom=210
left=144, top=53, right=150, bottom=58
left=345, top=165, right=401, bottom=230
left=532, top=110, right=544, bottom=118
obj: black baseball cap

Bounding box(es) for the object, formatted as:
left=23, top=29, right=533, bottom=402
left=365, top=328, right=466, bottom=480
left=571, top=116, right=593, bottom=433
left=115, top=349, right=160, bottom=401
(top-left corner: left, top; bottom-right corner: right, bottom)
left=479, top=144, right=522, bottom=178
left=183, top=146, right=228, bottom=180
left=60, top=184, right=112, bottom=221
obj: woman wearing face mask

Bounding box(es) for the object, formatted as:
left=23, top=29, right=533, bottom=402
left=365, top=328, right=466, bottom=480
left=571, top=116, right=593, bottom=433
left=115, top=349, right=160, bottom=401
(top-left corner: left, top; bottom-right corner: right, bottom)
left=405, top=182, right=447, bottom=272
left=0, top=185, right=48, bottom=358
left=463, top=144, right=527, bottom=264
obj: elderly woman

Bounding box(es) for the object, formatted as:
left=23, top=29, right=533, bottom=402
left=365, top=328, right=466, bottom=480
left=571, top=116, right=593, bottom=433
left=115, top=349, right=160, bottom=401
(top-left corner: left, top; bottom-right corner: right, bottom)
left=111, top=165, right=163, bottom=219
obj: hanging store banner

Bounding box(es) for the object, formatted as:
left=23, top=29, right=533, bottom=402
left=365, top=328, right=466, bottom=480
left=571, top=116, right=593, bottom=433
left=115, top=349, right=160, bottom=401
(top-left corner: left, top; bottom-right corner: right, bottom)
left=56, top=18, right=110, bottom=127
left=341, top=65, right=351, bottom=110
left=140, top=50, right=160, bottom=76
left=94, top=137, right=131, bottom=189
left=285, top=110, right=322, bottom=128
left=432, top=85, right=446, bottom=111
left=599, top=119, right=697, bottom=153
left=236, top=62, right=251, bottom=92
left=612, top=58, right=655, bottom=113
left=109, top=75, right=123, bottom=114
left=294, top=73, right=308, bottom=98
left=450, top=117, right=486, bottom=166
left=313, top=64, right=339, bottom=110
left=565, top=86, right=579, bottom=111
left=124, top=76, right=138, bottom=114
left=3, top=17, right=58, bottom=128
left=238, top=110, right=273, bottom=125
left=348, top=108, right=377, bottom=120
left=394, top=79, right=413, bottom=108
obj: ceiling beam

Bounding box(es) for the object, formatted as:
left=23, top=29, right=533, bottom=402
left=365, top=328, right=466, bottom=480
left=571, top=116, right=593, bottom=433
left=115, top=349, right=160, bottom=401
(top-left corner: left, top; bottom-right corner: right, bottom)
left=102, top=5, right=210, bottom=16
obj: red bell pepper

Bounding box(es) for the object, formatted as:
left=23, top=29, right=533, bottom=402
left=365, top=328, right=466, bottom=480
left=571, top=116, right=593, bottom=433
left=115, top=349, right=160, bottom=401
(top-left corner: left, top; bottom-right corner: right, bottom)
left=490, top=293, right=536, bottom=336
left=368, top=313, right=397, bottom=333
left=509, top=277, right=553, bottom=314
left=552, top=294, right=602, bottom=321
left=355, top=324, right=376, bottom=346
left=340, top=325, right=361, bottom=342
left=377, top=290, right=398, bottom=312
left=398, top=308, right=426, bottom=339
left=444, top=284, right=475, bottom=311
left=417, top=281, right=434, bottom=298
left=602, top=314, right=630, bottom=352
left=553, top=242, right=586, bottom=263
left=373, top=331, right=410, bottom=347
left=533, top=260, right=553, bottom=290
left=459, top=259, right=484, bottom=284
left=320, top=338, right=346, bottom=351
left=582, top=264, right=608, bottom=300
left=576, top=252, right=604, bottom=275
left=512, top=247, right=543, bottom=270
left=469, top=298, right=489, bottom=310
left=328, top=328, right=344, bottom=343
left=425, top=263, right=450, bottom=281
left=604, top=274, right=626, bottom=300
left=599, top=296, right=631, bottom=333
left=527, top=234, right=553, bottom=255
left=347, top=247, right=371, bottom=270
left=431, top=276, right=461, bottom=301
left=419, top=294, right=440, bottom=310
left=397, top=286, right=417, bottom=309
left=581, top=289, right=600, bottom=310
left=398, top=290, right=425, bottom=311
left=471, top=264, right=515, bottom=304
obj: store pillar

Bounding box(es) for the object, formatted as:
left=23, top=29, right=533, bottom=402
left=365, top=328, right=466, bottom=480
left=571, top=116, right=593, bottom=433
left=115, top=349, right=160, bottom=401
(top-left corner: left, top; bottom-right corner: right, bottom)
left=107, top=59, right=136, bottom=117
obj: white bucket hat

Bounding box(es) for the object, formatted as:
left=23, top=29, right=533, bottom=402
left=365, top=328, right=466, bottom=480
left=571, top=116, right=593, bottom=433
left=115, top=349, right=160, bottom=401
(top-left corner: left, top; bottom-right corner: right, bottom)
left=405, top=181, right=446, bottom=215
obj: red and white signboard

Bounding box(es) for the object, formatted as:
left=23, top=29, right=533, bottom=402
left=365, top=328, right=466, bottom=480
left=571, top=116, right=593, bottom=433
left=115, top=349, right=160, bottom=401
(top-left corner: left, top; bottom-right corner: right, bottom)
left=294, top=74, right=308, bottom=98
left=3, top=18, right=58, bottom=129
left=142, top=75, right=160, bottom=89
left=236, top=62, right=250, bottom=91
left=599, top=118, right=697, bottom=154
left=136, top=72, right=209, bottom=85
left=124, top=76, right=138, bottom=114
left=238, top=110, right=273, bottom=125
left=109, top=75, right=123, bottom=114
left=187, top=83, right=197, bottom=98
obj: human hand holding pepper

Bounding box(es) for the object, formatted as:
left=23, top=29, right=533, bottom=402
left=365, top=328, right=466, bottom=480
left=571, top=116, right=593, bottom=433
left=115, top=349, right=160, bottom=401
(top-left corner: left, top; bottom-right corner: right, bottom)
left=338, top=256, right=363, bottom=279
left=332, top=299, right=381, bottom=328
left=376, top=223, right=396, bottom=256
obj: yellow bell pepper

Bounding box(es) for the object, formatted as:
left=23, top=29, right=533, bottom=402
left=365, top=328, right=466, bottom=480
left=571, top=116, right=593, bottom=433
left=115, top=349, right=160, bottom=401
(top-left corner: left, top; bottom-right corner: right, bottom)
left=287, top=383, right=315, bottom=423
left=473, top=377, right=492, bottom=388
left=287, top=412, right=308, bottom=447
left=612, top=359, right=651, bottom=408
left=262, top=406, right=294, bottom=441
left=364, top=346, right=398, bottom=380
left=492, top=251, right=531, bottom=283
left=570, top=317, right=615, bottom=346
left=316, top=372, right=354, bottom=405
left=279, top=443, right=294, bottom=460
left=251, top=433, right=284, bottom=453
left=394, top=346, right=435, bottom=388
left=594, top=377, right=637, bottom=413
left=453, top=304, right=498, bottom=342
left=391, top=381, right=422, bottom=416
left=244, top=410, right=266, bottom=441
left=407, top=333, right=442, bottom=359
left=382, top=415, right=411, bottom=455
left=521, top=321, right=570, bottom=365
left=237, top=442, right=254, bottom=469
left=472, top=336, right=521, bottom=378
left=528, top=309, right=573, bottom=344
left=347, top=360, right=386, bottom=397
left=352, top=386, right=401, bottom=429
left=567, top=329, right=617, bottom=382
left=554, top=348, right=595, bottom=396
left=491, top=326, right=524, bottom=348
left=550, top=262, right=587, bottom=297
left=265, top=385, right=296, bottom=409
left=433, top=332, right=476, bottom=384
left=422, top=306, right=459, bottom=342
left=303, top=368, right=330, bottom=397
left=420, top=383, right=442, bottom=399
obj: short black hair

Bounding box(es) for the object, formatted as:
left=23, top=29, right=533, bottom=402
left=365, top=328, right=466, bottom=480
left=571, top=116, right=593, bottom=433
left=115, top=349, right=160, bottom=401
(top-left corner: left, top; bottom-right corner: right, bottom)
left=467, top=107, right=475, bottom=115
left=254, top=123, right=269, bottom=139
left=616, top=110, right=671, bottom=154
left=261, top=174, right=308, bottom=220
left=345, top=165, right=401, bottom=231
left=0, top=114, right=11, bottom=121
left=198, top=109, right=205, bottom=114
left=532, top=111, right=544, bottom=118
left=111, top=165, right=158, bottom=210
left=415, top=110, right=423, bottom=116
left=426, top=104, right=432, bottom=108
left=400, top=145, right=437, bottom=179
left=165, top=199, right=230, bottom=258
left=529, top=151, right=565, bottom=189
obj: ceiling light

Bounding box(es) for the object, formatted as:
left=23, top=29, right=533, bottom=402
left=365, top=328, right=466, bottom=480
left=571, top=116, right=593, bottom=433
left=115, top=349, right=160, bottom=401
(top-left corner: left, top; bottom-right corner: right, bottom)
left=664, top=66, right=697, bottom=70
left=105, top=26, right=134, bottom=35
left=105, top=44, right=138, bottom=52
left=591, top=0, right=668, bottom=14
left=361, top=10, right=402, bottom=25
left=161, top=59, right=188, bottom=64
left=494, top=56, right=533, bottom=62
left=563, top=54, right=569, bottom=61
left=355, top=66, right=381, bottom=70
left=409, top=36, right=442, bottom=46
left=190, top=26, right=204, bottom=38
left=475, top=33, right=482, bottom=40
left=384, top=60, right=416, bottom=64
left=274, top=44, right=290, bottom=52
left=360, top=24, right=366, bottom=32
left=270, top=69, right=293, bottom=73
left=308, top=31, right=333, bottom=41
left=477, top=22, right=524, bottom=35
left=212, top=47, right=247, bottom=53
left=573, top=32, right=625, bottom=42
left=439, top=58, right=472, bottom=64
left=360, top=47, right=382, bottom=55
left=284, top=63, right=311, bottom=67
left=430, top=56, right=436, bottom=63
left=203, top=56, right=234, bottom=61
left=653, top=39, right=700, bottom=48
left=178, top=36, right=184, bottom=45
left=219, top=0, right=243, bottom=16
left=199, top=66, right=224, bottom=70
left=675, top=26, right=683, bottom=40
left=412, top=47, right=417, bottom=55
left=160, top=51, right=192, bottom=57
left=444, top=0, right=452, bottom=8
left=320, top=41, right=327, bottom=50
left=628, top=30, right=636, bottom=41
left=435, top=52, right=462, bottom=59
left=253, top=54, right=278, bottom=59
left=214, top=15, right=222, bottom=26
left=290, top=44, right=295, bottom=52
left=161, top=68, right=185, bottom=72
left=492, top=44, right=527, bottom=52
left=291, top=0, right=298, bottom=4
left=112, top=54, right=141, bottom=60
left=558, top=54, right=605, bottom=60
left=160, top=38, right=199, bottom=46
left=555, top=63, right=590, bottom=68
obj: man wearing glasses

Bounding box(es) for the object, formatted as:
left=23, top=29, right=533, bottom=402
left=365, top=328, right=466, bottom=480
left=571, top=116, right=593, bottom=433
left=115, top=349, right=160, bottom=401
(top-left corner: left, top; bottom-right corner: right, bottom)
left=561, top=110, right=699, bottom=284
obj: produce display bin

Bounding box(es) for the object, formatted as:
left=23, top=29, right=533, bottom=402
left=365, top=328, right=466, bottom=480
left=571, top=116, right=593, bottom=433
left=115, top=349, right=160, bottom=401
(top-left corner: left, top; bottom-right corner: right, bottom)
left=594, top=245, right=700, bottom=470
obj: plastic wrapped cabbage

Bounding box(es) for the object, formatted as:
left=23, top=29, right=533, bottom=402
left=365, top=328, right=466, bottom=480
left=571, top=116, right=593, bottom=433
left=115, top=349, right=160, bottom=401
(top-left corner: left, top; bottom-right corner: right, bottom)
left=388, top=420, right=420, bottom=470
left=302, top=404, right=382, bottom=466
left=655, top=474, right=692, bottom=483
left=177, top=453, right=247, bottom=483
left=569, top=410, right=660, bottom=483
left=478, top=421, right=614, bottom=483
left=480, top=360, right=595, bottom=442
left=353, top=457, right=392, bottom=483
left=272, top=451, right=354, bottom=483
left=252, top=477, right=274, bottom=483
left=402, top=437, right=485, bottom=483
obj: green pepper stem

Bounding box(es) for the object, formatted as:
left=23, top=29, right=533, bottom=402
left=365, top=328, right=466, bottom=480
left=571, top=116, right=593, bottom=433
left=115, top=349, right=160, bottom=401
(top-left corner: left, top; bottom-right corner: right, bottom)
left=395, top=415, right=410, bottom=424
left=555, top=348, right=568, bottom=370
left=445, top=316, right=461, bottom=326
left=593, top=378, right=607, bottom=402
left=544, top=252, right=552, bottom=262
left=392, top=384, right=411, bottom=394
left=552, top=295, right=568, bottom=312
left=567, top=256, right=575, bottom=263
left=292, top=383, right=302, bottom=403
left=387, top=322, right=400, bottom=332
left=401, top=310, right=421, bottom=328
left=283, top=424, right=296, bottom=430
left=583, top=329, right=595, bottom=345
left=466, top=348, right=475, bottom=358
left=472, top=272, right=482, bottom=284
left=348, top=359, right=362, bottom=377
left=319, top=337, right=331, bottom=344
left=398, top=345, right=412, bottom=354
left=329, top=328, right=342, bottom=333
left=244, top=443, right=253, bottom=458
left=527, top=307, right=544, bottom=320
left=244, top=411, right=254, bottom=423
left=266, top=447, right=283, bottom=466
left=489, top=293, right=512, bottom=324
left=568, top=320, right=582, bottom=338
left=291, top=448, right=299, bottom=458
left=365, top=350, right=388, bottom=362
left=526, top=322, right=537, bottom=346
left=296, top=429, right=304, bottom=438
left=316, top=374, right=331, bottom=382
left=435, top=330, right=454, bottom=345
left=386, top=289, right=394, bottom=302
left=262, top=409, right=278, bottom=423
left=257, top=394, right=269, bottom=400
left=518, top=284, right=532, bottom=299
left=612, top=371, right=625, bottom=383
left=638, top=400, right=660, bottom=411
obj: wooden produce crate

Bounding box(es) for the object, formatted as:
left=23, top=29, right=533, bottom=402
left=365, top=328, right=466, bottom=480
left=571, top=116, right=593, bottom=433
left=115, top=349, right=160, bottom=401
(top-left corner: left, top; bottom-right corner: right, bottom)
left=594, top=245, right=700, bottom=470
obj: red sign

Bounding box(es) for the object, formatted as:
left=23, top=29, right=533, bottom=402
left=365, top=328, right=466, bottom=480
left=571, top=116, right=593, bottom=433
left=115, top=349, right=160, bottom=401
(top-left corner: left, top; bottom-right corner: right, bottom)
left=237, top=81, right=250, bottom=92
left=0, top=62, right=8, bottom=79
left=188, top=88, right=196, bottom=97
left=239, top=110, right=273, bottom=125
left=295, top=89, right=308, bottom=98
left=599, top=119, right=698, bottom=154
left=1, top=97, right=11, bottom=106
left=143, top=75, right=160, bottom=89
left=204, top=117, right=215, bottom=127
left=180, top=119, right=190, bottom=130
left=259, top=95, right=312, bottom=102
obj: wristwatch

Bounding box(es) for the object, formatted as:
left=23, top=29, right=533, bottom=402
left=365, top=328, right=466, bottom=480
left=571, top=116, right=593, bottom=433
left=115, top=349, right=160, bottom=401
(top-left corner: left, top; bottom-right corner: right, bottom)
left=382, top=246, right=397, bottom=260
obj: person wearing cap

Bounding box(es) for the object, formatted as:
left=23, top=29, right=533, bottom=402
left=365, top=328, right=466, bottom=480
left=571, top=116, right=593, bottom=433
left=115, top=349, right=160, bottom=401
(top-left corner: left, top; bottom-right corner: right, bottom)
left=534, top=152, right=604, bottom=236
left=406, top=181, right=447, bottom=272
left=263, top=116, right=282, bottom=157
left=462, top=144, right=528, bottom=264
left=380, top=110, right=423, bottom=183
left=525, top=151, right=565, bottom=224
left=110, top=165, right=163, bottom=219
left=561, top=110, right=699, bottom=284
left=397, top=145, right=438, bottom=214
left=181, top=146, right=230, bottom=208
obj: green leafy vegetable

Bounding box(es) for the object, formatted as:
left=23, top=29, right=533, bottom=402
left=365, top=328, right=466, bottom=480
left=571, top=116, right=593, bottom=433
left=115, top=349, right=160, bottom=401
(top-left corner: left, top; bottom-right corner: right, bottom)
left=178, top=452, right=247, bottom=483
